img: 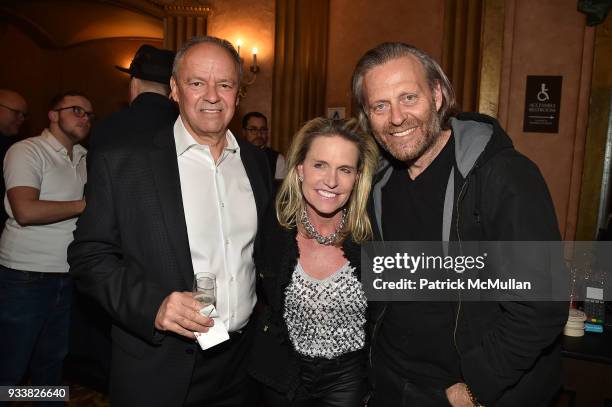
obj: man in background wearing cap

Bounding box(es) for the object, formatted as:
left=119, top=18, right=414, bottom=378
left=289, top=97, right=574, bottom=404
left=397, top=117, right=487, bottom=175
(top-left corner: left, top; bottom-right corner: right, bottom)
left=69, top=44, right=177, bottom=390
left=88, top=44, right=178, bottom=151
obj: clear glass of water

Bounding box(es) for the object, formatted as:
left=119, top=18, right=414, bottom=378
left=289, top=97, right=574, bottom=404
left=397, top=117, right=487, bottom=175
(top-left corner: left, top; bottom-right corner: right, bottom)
left=193, top=272, right=216, bottom=308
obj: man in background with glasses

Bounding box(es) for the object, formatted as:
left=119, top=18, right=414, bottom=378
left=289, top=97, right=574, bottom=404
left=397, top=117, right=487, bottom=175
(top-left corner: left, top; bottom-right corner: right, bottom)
left=0, top=91, right=92, bottom=390
left=0, top=89, right=28, bottom=229
left=0, top=89, right=27, bottom=139
left=242, top=111, right=287, bottom=182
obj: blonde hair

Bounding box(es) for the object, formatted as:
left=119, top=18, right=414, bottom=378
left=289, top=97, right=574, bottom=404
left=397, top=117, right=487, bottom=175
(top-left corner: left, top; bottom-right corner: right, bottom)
left=276, top=117, right=379, bottom=243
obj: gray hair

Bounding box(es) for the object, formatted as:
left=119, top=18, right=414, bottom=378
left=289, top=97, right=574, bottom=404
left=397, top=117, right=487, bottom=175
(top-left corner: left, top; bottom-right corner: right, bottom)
left=172, top=36, right=243, bottom=83
left=351, top=42, right=459, bottom=131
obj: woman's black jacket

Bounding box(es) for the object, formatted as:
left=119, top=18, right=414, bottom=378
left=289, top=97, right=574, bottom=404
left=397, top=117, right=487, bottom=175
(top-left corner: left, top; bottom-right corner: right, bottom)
left=247, top=205, right=363, bottom=399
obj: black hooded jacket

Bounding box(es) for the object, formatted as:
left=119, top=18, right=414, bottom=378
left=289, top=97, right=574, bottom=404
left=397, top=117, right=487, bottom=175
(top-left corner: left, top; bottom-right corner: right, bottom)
left=367, top=113, right=568, bottom=406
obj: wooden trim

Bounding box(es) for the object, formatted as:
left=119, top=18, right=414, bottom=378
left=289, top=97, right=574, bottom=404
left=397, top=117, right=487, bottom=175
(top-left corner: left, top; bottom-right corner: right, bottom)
left=576, top=17, right=612, bottom=240
left=442, top=0, right=484, bottom=113
left=271, top=0, right=329, bottom=154
left=95, top=0, right=166, bottom=19
left=62, top=36, right=163, bottom=50
left=477, top=0, right=505, bottom=117
left=497, top=0, right=516, bottom=129
left=0, top=6, right=58, bottom=48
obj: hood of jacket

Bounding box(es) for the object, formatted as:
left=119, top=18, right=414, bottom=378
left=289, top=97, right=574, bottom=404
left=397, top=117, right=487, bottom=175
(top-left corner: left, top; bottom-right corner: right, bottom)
left=370, top=112, right=514, bottom=240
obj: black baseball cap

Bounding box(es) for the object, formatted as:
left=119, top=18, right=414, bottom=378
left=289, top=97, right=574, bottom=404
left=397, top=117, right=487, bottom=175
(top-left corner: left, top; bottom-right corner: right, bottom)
left=116, top=45, right=175, bottom=85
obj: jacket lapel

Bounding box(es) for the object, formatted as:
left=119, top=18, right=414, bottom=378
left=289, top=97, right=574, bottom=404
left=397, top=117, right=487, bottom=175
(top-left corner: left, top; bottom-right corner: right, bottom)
left=149, top=127, right=194, bottom=289
left=237, top=137, right=268, bottom=222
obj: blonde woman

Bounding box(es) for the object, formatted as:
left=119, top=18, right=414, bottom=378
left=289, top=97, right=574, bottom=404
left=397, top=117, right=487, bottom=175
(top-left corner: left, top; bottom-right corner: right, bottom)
left=248, top=118, right=378, bottom=406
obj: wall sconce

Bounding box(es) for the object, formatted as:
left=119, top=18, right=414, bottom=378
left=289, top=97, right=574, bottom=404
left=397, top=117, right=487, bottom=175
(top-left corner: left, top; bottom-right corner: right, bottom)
left=236, top=39, right=260, bottom=98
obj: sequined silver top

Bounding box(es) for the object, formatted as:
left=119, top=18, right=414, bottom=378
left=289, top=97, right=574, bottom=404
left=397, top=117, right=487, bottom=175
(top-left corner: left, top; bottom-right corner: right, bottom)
left=283, top=261, right=367, bottom=359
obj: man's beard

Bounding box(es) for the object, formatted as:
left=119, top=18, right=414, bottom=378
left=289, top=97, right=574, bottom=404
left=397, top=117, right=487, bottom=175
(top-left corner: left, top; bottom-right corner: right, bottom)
left=373, top=104, right=442, bottom=163
left=59, top=118, right=87, bottom=143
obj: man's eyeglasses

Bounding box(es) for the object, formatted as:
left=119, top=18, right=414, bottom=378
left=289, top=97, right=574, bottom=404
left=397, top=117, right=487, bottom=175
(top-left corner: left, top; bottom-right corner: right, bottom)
left=54, top=106, right=95, bottom=120
left=0, top=103, right=27, bottom=120
left=245, top=127, right=268, bottom=135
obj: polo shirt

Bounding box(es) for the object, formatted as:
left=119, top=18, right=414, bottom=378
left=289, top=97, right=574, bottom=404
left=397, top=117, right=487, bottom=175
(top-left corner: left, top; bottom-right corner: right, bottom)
left=0, top=129, right=87, bottom=273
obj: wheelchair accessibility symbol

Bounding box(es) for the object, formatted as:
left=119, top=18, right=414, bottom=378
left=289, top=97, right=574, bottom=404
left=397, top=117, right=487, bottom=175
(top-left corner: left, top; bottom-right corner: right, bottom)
left=524, top=75, right=561, bottom=133
left=537, top=83, right=550, bottom=102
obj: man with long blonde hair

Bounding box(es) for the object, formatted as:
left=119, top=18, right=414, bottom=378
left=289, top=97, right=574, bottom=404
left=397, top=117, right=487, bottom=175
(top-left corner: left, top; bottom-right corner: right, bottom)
left=353, top=42, right=566, bottom=407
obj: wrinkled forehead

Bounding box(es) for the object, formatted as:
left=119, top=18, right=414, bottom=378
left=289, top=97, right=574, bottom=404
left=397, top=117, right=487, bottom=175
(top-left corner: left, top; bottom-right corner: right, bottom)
left=179, top=42, right=240, bottom=81
left=368, top=55, right=428, bottom=84
left=363, top=55, right=430, bottom=98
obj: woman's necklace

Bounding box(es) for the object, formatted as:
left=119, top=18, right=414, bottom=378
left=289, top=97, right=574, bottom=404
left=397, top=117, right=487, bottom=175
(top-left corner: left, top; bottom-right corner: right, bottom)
left=299, top=208, right=347, bottom=246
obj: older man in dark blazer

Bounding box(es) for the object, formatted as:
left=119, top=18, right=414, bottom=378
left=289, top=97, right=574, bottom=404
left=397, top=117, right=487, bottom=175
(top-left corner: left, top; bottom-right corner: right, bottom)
left=68, top=36, right=273, bottom=407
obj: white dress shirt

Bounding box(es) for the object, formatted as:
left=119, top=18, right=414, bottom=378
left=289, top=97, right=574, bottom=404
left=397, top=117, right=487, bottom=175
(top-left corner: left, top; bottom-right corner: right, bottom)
left=174, top=118, right=257, bottom=332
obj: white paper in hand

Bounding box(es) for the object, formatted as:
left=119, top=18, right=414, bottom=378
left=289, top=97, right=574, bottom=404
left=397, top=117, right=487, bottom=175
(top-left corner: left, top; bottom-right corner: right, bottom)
left=194, top=304, right=229, bottom=350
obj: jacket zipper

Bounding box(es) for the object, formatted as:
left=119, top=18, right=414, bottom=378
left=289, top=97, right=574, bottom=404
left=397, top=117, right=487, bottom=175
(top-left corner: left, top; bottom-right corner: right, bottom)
left=453, top=176, right=469, bottom=354
left=369, top=303, right=387, bottom=371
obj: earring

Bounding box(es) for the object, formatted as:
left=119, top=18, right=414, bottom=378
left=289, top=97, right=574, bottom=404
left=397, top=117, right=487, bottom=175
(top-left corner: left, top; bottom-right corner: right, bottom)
left=298, top=175, right=304, bottom=182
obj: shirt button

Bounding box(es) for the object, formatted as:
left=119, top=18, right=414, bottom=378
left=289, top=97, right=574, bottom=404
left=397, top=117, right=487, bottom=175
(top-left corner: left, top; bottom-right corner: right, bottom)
left=220, top=202, right=225, bottom=208
left=230, top=276, right=235, bottom=282
left=225, top=239, right=229, bottom=245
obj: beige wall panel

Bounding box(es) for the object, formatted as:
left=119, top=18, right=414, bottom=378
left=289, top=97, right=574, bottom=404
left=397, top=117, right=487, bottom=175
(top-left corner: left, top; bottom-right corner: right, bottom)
left=496, top=0, right=593, bottom=238
left=326, top=0, right=445, bottom=115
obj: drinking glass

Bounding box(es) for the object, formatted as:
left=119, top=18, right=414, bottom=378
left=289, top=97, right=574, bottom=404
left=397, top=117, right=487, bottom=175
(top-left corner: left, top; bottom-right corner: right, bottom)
left=193, top=272, right=216, bottom=308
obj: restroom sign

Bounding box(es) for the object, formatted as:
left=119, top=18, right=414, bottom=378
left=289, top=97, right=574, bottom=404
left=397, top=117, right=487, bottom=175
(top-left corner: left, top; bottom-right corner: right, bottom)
left=523, top=76, right=562, bottom=133
left=327, top=107, right=346, bottom=121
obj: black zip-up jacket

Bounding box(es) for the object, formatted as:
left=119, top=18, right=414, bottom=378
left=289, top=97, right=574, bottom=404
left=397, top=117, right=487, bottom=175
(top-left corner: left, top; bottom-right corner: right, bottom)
left=367, top=113, right=568, bottom=406
left=248, top=205, right=363, bottom=399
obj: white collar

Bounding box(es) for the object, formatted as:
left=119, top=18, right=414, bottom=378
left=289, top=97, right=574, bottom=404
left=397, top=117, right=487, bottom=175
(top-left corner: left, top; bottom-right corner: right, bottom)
left=173, top=116, right=239, bottom=157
